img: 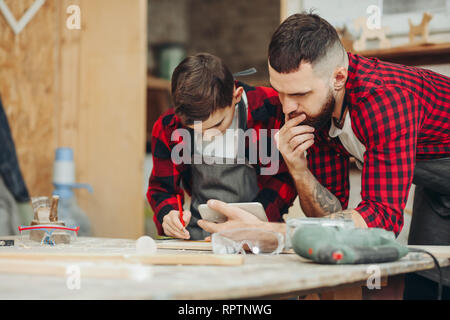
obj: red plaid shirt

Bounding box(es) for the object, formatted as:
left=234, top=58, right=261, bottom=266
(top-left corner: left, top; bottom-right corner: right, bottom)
left=309, top=53, right=450, bottom=236
left=147, top=81, right=297, bottom=235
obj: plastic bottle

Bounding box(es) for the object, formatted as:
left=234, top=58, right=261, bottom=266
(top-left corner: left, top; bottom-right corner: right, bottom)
left=52, top=147, right=93, bottom=236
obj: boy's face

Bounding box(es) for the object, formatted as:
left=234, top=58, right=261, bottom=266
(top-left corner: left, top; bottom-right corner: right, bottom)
left=188, top=86, right=244, bottom=140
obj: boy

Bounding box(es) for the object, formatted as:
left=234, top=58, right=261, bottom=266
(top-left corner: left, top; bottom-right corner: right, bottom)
left=147, top=53, right=296, bottom=240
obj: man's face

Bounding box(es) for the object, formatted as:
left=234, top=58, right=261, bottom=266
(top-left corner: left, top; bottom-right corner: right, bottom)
left=269, top=61, right=335, bottom=131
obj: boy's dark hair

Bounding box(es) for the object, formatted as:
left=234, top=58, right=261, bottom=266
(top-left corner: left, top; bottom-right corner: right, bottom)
left=268, top=12, right=342, bottom=73
left=171, top=53, right=234, bottom=125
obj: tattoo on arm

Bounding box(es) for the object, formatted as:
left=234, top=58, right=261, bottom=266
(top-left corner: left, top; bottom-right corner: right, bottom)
left=313, top=180, right=342, bottom=214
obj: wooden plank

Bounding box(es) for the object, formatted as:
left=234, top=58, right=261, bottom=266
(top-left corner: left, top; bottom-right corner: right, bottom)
left=408, top=245, right=450, bottom=259
left=0, top=259, right=154, bottom=279
left=56, top=0, right=81, bottom=148
left=135, top=254, right=243, bottom=265
left=1, top=1, right=147, bottom=240
left=0, top=0, right=58, bottom=197
left=0, top=251, right=244, bottom=266
left=362, top=275, right=404, bottom=300
left=156, top=240, right=212, bottom=251
left=357, top=42, right=450, bottom=57
left=75, top=0, right=147, bottom=238
left=319, top=286, right=362, bottom=300
left=355, top=42, right=450, bottom=65
left=0, top=237, right=449, bottom=299
left=280, top=0, right=287, bottom=22
left=155, top=239, right=296, bottom=254
left=147, top=75, right=170, bottom=91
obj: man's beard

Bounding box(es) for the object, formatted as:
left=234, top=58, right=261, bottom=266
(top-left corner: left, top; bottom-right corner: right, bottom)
left=289, top=91, right=335, bottom=131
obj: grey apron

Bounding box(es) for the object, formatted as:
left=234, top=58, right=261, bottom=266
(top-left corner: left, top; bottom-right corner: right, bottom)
left=186, top=99, right=260, bottom=240
left=408, top=157, right=450, bottom=286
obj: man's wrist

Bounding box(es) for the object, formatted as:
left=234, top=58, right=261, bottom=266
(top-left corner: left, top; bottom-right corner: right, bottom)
left=290, top=167, right=310, bottom=182
left=262, top=221, right=287, bottom=235
left=328, top=209, right=368, bottom=228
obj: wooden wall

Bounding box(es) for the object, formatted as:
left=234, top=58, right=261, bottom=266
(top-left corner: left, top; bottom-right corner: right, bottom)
left=0, top=0, right=147, bottom=238
left=0, top=0, right=58, bottom=198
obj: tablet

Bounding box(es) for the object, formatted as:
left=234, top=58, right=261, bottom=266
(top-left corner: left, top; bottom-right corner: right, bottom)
left=198, top=202, right=268, bottom=223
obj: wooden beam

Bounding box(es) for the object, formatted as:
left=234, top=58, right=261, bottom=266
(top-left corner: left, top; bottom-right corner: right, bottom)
left=75, top=0, right=147, bottom=238
left=1, top=0, right=147, bottom=238
left=0, top=259, right=154, bottom=279
left=0, top=0, right=59, bottom=197
left=147, top=75, right=170, bottom=91
left=56, top=0, right=81, bottom=148
left=156, top=240, right=212, bottom=251
left=280, top=0, right=287, bottom=23
left=0, top=252, right=244, bottom=266
left=356, top=42, right=450, bottom=66
left=319, top=286, right=363, bottom=300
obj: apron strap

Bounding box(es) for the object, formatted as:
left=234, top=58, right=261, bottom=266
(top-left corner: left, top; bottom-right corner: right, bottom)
left=237, top=97, right=247, bottom=131
left=187, top=127, right=195, bottom=158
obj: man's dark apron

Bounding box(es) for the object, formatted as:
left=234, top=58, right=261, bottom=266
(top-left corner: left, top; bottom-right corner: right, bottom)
left=408, top=157, right=450, bottom=286
left=186, top=99, right=260, bottom=240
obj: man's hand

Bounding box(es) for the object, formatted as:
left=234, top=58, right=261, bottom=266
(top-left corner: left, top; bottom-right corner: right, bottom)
left=275, top=113, right=315, bottom=179
left=162, top=210, right=191, bottom=239
left=275, top=114, right=342, bottom=218
left=197, top=200, right=266, bottom=234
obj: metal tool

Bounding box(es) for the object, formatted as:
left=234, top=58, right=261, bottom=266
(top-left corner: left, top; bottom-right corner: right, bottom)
left=232, top=67, right=257, bottom=77
left=0, top=240, right=14, bottom=246
left=18, top=225, right=80, bottom=246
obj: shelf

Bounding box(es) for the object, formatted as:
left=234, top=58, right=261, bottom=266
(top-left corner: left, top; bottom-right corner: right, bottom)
left=147, top=75, right=171, bottom=91
left=355, top=42, right=450, bottom=66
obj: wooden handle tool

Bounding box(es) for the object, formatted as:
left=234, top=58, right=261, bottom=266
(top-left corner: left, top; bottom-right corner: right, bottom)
left=49, top=195, right=60, bottom=222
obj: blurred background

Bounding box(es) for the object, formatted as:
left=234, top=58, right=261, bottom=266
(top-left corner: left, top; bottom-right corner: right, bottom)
left=1, top=0, right=449, bottom=242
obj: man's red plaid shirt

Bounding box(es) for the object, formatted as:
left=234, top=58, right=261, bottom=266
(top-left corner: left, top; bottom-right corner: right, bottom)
left=309, top=53, right=450, bottom=236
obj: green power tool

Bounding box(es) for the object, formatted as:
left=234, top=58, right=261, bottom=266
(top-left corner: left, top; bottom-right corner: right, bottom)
left=291, top=225, right=409, bottom=264
left=289, top=221, right=443, bottom=299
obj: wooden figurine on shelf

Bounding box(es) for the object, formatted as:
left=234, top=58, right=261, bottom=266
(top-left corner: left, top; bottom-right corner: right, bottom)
left=353, top=16, right=391, bottom=51
left=408, top=12, right=433, bottom=44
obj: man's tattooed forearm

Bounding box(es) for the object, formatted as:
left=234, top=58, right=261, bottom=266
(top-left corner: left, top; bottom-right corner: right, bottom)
left=313, top=180, right=342, bottom=214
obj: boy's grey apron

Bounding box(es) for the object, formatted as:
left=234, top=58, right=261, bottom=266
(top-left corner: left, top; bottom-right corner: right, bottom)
left=408, top=157, right=450, bottom=286
left=186, top=99, right=259, bottom=240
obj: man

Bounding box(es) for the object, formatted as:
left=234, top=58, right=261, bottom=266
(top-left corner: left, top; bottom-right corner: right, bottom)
left=198, top=13, right=450, bottom=299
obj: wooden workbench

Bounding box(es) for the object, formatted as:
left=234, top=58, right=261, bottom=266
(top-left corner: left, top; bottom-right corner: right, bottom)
left=0, top=236, right=448, bottom=300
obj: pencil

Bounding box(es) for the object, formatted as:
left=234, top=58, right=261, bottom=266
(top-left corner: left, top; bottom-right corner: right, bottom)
left=176, top=194, right=185, bottom=228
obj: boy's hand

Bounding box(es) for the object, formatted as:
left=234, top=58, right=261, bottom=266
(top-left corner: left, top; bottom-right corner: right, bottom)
left=162, top=210, right=191, bottom=239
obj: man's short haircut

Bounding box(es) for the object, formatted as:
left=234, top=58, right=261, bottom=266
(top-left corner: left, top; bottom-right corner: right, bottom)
left=171, top=53, right=234, bottom=125
left=268, top=12, right=345, bottom=74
